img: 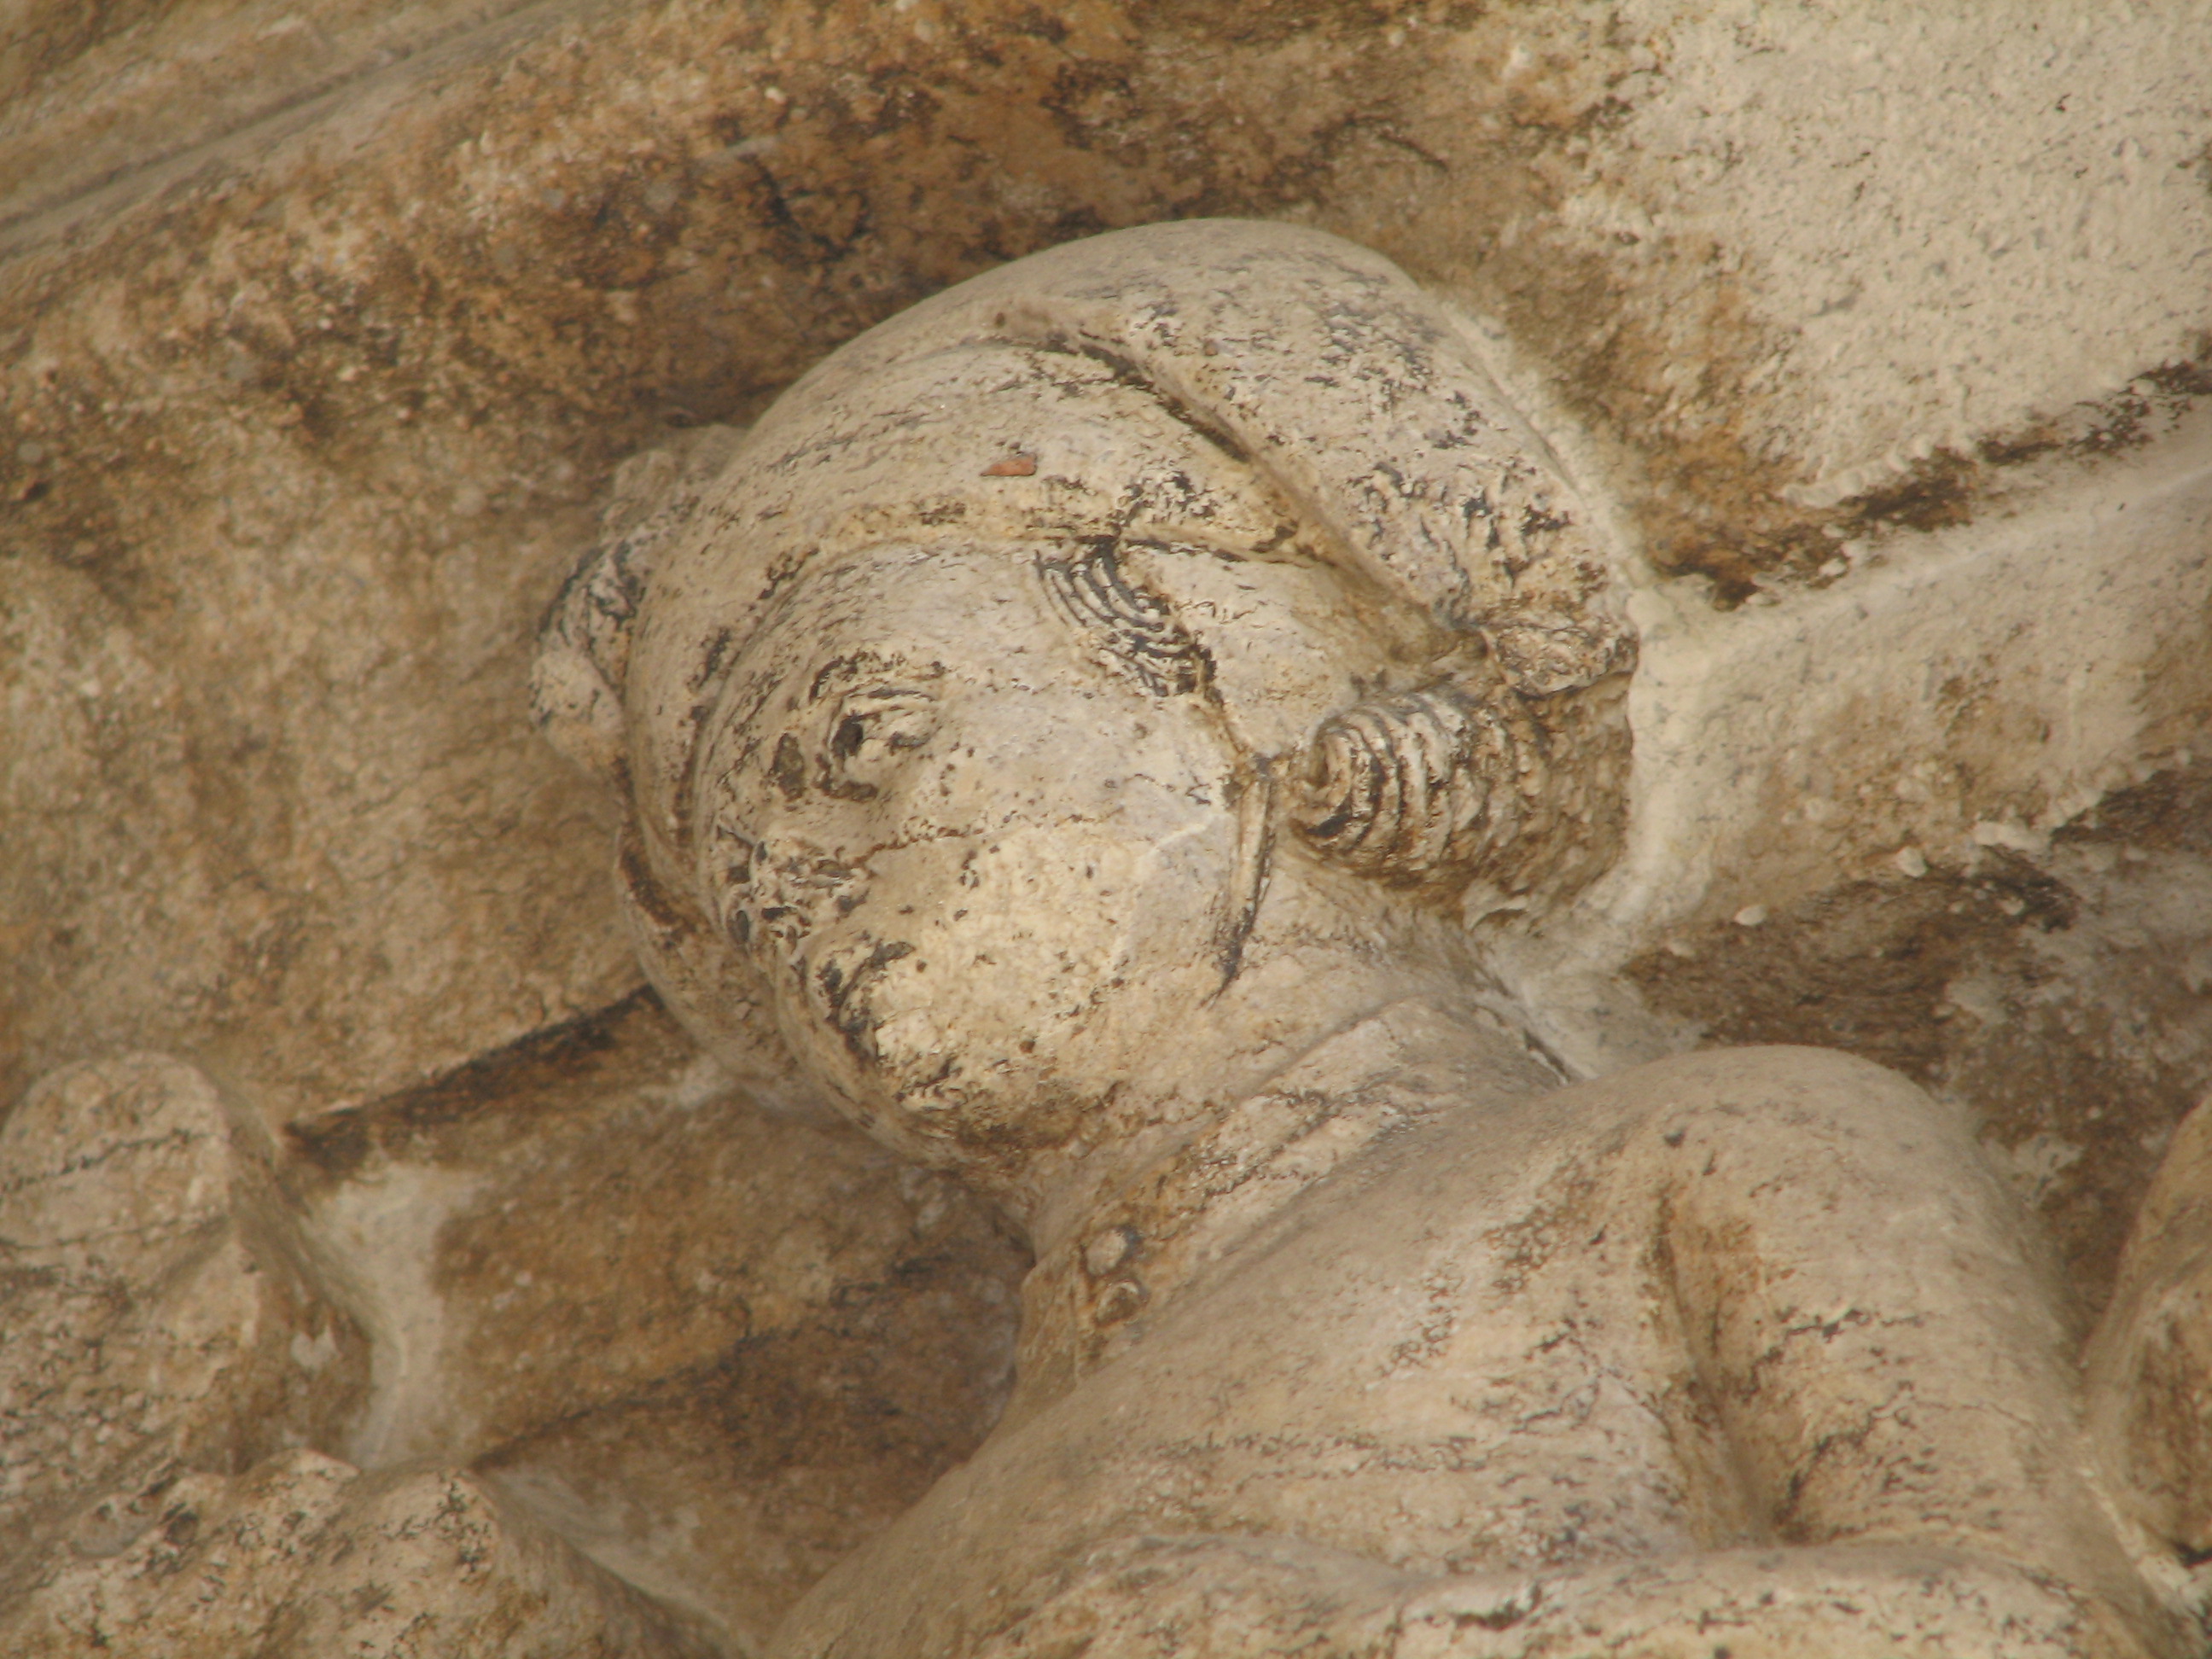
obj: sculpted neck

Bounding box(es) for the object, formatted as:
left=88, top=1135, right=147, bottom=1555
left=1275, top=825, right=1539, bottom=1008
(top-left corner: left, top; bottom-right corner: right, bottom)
left=1001, top=990, right=1565, bottom=1426
left=994, top=858, right=1512, bottom=1257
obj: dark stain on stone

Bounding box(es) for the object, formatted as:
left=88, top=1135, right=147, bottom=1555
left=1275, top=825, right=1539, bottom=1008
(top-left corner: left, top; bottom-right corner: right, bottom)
left=285, top=987, right=667, bottom=1180
left=2056, top=766, right=2212, bottom=858
left=771, top=732, right=809, bottom=800
left=1847, top=450, right=1978, bottom=533
left=823, top=940, right=916, bottom=1067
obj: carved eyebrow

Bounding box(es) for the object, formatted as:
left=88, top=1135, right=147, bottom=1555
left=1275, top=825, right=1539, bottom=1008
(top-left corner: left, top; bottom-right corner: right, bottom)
left=1037, top=540, right=1208, bottom=699
left=806, top=651, right=940, bottom=703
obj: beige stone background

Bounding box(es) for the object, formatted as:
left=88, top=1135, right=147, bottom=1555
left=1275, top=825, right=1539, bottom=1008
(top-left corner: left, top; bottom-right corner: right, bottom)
left=2, top=0, right=2209, bottom=1650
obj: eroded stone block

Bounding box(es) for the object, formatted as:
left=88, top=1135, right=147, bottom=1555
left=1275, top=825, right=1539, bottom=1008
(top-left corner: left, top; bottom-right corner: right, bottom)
left=0, top=1054, right=366, bottom=1573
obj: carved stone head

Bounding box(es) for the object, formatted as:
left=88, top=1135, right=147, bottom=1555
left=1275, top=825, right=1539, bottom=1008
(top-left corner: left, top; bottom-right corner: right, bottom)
left=533, top=220, right=1633, bottom=1183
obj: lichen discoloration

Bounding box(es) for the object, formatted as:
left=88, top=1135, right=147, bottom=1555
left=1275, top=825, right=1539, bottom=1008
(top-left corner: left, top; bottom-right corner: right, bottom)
left=7, top=5, right=2211, bottom=1656
left=532, top=223, right=1642, bottom=1191
left=778, top=1052, right=2178, bottom=1658
left=0, top=1057, right=368, bottom=1578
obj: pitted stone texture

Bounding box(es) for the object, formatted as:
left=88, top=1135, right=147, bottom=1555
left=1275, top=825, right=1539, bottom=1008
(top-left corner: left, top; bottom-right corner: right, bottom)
left=4, top=0, right=2203, bottom=575
left=1621, top=760, right=2212, bottom=1317
left=0, top=0, right=556, bottom=232
left=0, top=1004, right=1026, bottom=1656
left=771, top=1051, right=2179, bottom=1657
left=556, top=227, right=2186, bottom=1651
left=268, top=1464, right=719, bottom=1659
left=0, top=457, right=639, bottom=1126
left=3, top=8, right=2209, bottom=1656
left=1486, top=426, right=2212, bottom=1309
left=0, top=1451, right=718, bottom=1658
left=0, top=1054, right=366, bottom=1576
left=0, top=1454, right=362, bottom=1659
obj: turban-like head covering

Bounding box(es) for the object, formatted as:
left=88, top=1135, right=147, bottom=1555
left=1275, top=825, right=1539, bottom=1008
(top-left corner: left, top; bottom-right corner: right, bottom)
left=533, top=220, right=1633, bottom=1095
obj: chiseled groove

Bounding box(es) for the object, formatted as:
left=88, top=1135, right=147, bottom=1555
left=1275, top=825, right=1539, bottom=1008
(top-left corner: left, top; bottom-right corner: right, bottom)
left=1035, top=544, right=1206, bottom=700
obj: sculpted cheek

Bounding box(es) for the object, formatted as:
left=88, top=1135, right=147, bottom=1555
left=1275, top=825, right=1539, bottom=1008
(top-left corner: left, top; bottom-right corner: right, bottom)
left=729, top=835, right=868, bottom=963
left=870, top=1005, right=952, bottom=1072
left=772, top=806, right=1237, bottom=1128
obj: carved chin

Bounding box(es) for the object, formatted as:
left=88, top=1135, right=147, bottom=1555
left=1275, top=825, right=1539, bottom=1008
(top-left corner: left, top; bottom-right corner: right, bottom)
left=812, top=1024, right=1097, bottom=1173
left=802, top=1016, right=1082, bottom=1159
left=775, top=930, right=1146, bottom=1170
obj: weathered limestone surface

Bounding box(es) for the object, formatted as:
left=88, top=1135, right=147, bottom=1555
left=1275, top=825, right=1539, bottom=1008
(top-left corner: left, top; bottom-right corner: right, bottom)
left=4, top=1, right=2209, bottom=1144
left=0, top=1452, right=722, bottom=1659
left=282, top=989, right=1024, bottom=1650
left=524, top=218, right=2200, bottom=1655
left=3, top=3, right=2209, bottom=1656
left=0, top=1000, right=1023, bottom=1655
left=0, top=1053, right=366, bottom=1573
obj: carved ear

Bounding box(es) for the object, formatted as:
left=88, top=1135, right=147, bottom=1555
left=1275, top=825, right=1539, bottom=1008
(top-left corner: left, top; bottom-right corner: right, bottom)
left=531, top=431, right=747, bottom=790
left=1289, top=667, right=1630, bottom=912
left=530, top=540, right=643, bottom=789
left=1290, top=678, right=1529, bottom=893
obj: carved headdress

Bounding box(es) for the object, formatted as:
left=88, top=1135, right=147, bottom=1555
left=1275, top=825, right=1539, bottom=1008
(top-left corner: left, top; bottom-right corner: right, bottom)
left=533, top=220, right=1633, bottom=1091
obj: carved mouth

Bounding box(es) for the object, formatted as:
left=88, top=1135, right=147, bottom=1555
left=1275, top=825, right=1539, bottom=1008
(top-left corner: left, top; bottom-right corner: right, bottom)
left=806, top=936, right=917, bottom=1068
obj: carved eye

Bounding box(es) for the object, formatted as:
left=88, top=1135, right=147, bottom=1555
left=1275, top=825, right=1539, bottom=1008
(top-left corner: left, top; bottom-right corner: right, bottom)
left=820, top=687, right=938, bottom=799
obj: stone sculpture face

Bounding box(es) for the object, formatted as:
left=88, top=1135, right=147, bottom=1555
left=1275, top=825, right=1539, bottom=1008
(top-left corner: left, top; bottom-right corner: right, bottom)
left=702, top=540, right=1245, bottom=1143
left=533, top=220, right=1634, bottom=1173
left=687, top=532, right=1438, bottom=1164
left=532, top=222, right=2188, bottom=1659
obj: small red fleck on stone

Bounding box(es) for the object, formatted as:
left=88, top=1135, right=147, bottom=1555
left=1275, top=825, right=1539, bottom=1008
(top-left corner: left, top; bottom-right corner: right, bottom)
left=981, top=453, right=1036, bottom=476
